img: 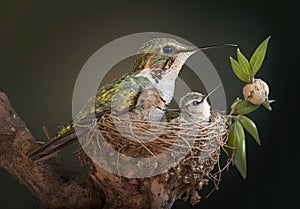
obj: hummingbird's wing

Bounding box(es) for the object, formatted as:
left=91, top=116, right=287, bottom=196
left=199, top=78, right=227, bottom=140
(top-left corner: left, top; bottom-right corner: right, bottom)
left=165, top=109, right=181, bottom=121
left=29, top=75, right=153, bottom=162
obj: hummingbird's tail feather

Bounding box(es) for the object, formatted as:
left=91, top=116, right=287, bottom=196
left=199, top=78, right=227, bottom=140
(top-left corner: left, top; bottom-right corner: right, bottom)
left=29, top=128, right=79, bottom=162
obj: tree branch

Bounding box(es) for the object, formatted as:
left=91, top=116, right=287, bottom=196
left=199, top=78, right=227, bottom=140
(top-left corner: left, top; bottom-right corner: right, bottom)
left=0, top=92, right=104, bottom=209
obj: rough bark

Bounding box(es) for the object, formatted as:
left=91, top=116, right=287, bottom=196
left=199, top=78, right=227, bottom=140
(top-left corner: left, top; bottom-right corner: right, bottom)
left=0, top=92, right=104, bottom=209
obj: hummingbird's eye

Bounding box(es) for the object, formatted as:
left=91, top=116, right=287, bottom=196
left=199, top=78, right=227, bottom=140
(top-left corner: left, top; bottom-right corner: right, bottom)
left=162, top=45, right=174, bottom=54
left=192, top=100, right=201, bottom=106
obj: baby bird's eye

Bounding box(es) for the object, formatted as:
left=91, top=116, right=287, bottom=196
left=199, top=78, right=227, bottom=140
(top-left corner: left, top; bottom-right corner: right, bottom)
left=192, top=100, right=201, bottom=106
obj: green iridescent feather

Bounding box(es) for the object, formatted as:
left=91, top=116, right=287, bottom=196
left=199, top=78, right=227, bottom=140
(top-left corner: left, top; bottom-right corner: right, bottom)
left=52, top=74, right=153, bottom=139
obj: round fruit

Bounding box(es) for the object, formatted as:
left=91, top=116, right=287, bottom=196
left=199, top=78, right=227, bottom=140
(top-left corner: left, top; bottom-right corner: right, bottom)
left=243, top=78, right=269, bottom=105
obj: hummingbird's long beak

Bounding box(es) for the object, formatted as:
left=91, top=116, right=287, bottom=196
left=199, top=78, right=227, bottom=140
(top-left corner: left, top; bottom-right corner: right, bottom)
left=203, top=83, right=223, bottom=101
left=198, top=43, right=238, bottom=51
left=179, top=43, right=238, bottom=53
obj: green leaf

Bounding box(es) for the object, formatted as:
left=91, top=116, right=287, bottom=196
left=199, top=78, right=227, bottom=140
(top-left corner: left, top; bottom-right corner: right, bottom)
left=230, top=97, right=242, bottom=110
left=263, top=99, right=275, bottom=111
left=228, top=122, right=247, bottom=179
left=239, top=115, right=261, bottom=145
left=234, top=121, right=247, bottom=179
left=229, top=57, right=250, bottom=82
left=226, top=124, right=235, bottom=157
left=237, top=48, right=251, bottom=79
left=250, top=36, right=271, bottom=76
left=233, top=100, right=259, bottom=115
left=263, top=100, right=276, bottom=111
left=263, top=101, right=272, bottom=111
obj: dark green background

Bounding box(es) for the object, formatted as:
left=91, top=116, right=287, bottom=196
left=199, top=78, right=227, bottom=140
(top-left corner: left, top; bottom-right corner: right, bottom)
left=0, top=0, right=296, bottom=208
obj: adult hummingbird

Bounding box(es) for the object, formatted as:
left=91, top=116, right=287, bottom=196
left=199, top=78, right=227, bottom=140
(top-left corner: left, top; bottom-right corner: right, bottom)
left=29, top=38, right=235, bottom=162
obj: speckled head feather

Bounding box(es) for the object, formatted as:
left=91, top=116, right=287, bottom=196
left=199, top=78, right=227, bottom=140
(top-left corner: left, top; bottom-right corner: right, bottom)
left=137, top=38, right=188, bottom=54
left=132, top=38, right=195, bottom=73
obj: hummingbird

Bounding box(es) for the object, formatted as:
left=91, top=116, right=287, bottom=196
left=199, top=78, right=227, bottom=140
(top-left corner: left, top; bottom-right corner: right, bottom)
left=171, top=84, right=223, bottom=123
left=170, top=84, right=223, bottom=163
left=29, top=38, right=236, bottom=162
left=126, top=87, right=168, bottom=121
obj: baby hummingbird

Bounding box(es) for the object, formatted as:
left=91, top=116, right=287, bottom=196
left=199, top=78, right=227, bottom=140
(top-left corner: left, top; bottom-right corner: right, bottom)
left=124, top=87, right=168, bottom=121
left=172, top=84, right=222, bottom=123
left=171, top=84, right=223, bottom=164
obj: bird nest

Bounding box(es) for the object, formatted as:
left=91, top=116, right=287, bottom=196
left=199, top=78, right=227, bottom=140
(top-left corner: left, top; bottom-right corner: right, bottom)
left=78, top=110, right=229, bottom=204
